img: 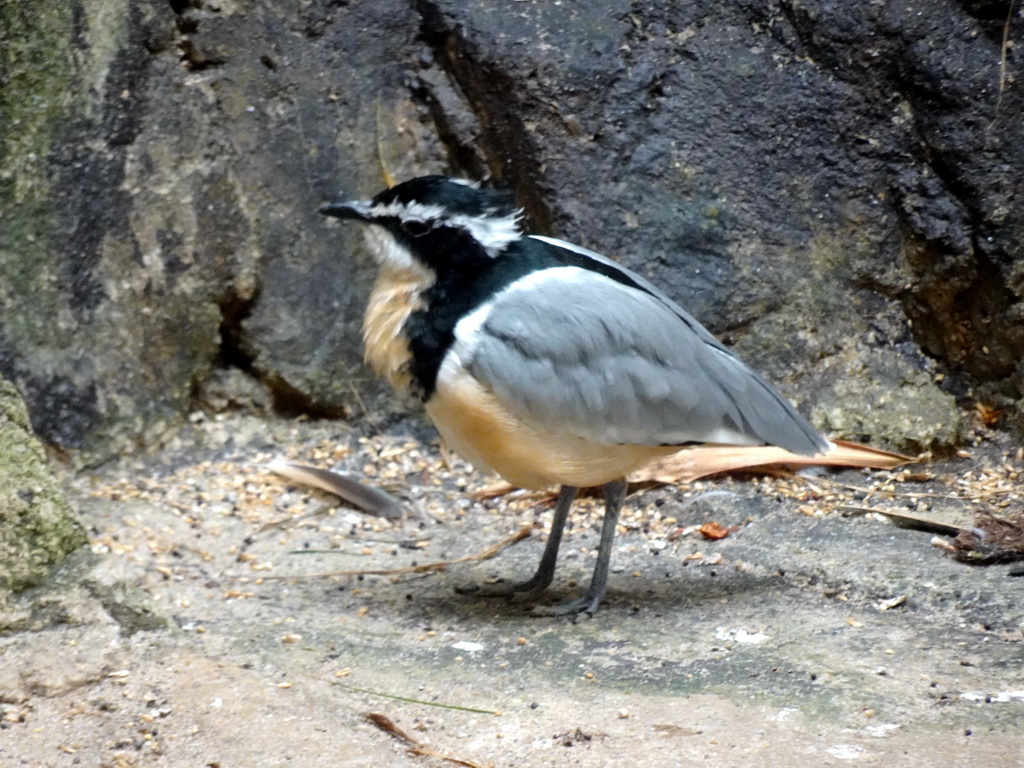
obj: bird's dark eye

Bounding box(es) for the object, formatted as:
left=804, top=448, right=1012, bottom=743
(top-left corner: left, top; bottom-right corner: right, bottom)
left=401, top=220, right=433, bottom=237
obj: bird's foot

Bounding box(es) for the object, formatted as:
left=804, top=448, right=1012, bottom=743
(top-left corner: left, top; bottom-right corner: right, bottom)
left=527, top=589, right=604, bottom=619
left=458, top=579, right=606, bottom=617
left=454, top=576, right=549, bottom=602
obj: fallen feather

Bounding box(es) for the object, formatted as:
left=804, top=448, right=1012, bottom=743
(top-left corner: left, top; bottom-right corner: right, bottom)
left=267, top=459, right=404, bottom=519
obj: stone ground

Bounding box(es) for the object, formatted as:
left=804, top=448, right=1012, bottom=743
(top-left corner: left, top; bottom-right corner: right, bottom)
left=2, top=412, right=1023, bottom=767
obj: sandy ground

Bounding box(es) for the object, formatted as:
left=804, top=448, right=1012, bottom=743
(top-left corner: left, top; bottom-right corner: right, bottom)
left=2, top=412, right=1023, bottom=767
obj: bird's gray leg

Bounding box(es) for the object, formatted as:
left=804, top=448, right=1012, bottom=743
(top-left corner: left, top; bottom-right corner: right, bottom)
left=457, top=484, right=578, bottom=599
left=531, top=477, right=628, bottom=618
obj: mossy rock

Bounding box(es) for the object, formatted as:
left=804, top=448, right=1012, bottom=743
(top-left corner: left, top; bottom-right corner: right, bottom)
left=0, top=377, right=86, bottom=592
left=810, top=347, right=965, bottom=454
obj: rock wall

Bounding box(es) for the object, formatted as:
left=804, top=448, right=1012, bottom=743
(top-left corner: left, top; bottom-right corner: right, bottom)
left=1, top=0, right=1020, bottom=458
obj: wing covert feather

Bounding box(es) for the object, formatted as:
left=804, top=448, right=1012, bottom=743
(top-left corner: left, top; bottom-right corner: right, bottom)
left=464, top=268, right=823, bottom=454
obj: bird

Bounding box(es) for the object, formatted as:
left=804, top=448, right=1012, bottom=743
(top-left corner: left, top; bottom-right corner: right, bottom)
left=320, top=175, right=827, bottom=617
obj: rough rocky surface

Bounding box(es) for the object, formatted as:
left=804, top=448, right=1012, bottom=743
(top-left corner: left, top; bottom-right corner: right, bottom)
left=2, top=0, right=1021, bottom=460
left=2, top=3, right=1022, bottom=763
left=2, top=413, right=1023, bottom=766
left=0, top=372, right=166, bottom=683
left=0, top=376, right=85, bottom=595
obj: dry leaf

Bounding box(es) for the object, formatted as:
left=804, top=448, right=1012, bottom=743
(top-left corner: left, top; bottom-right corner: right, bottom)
left=953, top=511, right=1024, bottom=564
left=469, top=481, right=516, bottom=501
left=364, top=712, right=489, bottom=768
left=699, top=522, right=731, bottom=540
left=974, top=402, right=1003, bottom=426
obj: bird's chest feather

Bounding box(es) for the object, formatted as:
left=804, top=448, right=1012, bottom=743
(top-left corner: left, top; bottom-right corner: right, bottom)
left=362, top=268, right=431, bottom=394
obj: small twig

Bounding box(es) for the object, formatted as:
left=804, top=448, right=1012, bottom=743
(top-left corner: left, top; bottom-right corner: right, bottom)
left=288, top=549, right=372, bottom=556
left=347, top=381, right=383, bottom=436
left=257, top=506, right=333, bottom=534
left=375, top=98, right=397, bottom=189
left=994, top=0, right=1017, bottom=120
left=333, top=684, right=498, bottom=715
left=837, top=505, right=969, bottom=536
left=365, top=713, right=493, bottom=767
left=288, top=534, right=431, bottom=555
left=258, top=525, right=532, bottom=581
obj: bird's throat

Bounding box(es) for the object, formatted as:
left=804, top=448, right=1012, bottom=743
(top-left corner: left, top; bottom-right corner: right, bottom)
left=362, top=266, right=432, bottom=394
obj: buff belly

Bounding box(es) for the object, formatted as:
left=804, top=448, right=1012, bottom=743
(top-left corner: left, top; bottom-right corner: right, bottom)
left=426, top=364, right=677, bottom=490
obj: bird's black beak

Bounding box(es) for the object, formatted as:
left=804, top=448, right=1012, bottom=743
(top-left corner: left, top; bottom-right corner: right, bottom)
left=318, top=199, right=372, bottom=221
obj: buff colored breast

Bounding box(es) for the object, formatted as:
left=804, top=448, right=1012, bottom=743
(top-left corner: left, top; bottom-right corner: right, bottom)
left=362, top=268, right=426, bottom=393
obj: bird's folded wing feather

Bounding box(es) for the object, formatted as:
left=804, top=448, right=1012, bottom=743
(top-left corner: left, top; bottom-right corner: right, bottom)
left=463, top=267, right=824, bottom=454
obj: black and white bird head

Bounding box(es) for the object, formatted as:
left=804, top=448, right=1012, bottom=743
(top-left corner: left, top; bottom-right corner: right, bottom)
left=319, top=175, right=523, bottom=273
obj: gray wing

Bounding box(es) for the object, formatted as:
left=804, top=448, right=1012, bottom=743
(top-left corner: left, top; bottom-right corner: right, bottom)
left=464, top=266, right=826, bottom=455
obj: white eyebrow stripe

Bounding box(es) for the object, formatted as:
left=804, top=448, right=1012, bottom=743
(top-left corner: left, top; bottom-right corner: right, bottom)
left=368, top=200, right=523, bottom=257
left=368, top=201, right=447, bottom=221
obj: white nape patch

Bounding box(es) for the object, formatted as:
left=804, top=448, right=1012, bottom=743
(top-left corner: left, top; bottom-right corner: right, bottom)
left=449, top=178, right=481, bottom=188
left=452, top=209, right=523, bottom=257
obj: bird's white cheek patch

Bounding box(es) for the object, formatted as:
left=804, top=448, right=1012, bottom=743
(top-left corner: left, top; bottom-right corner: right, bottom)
left=363, top=226, right=421, bottom=274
